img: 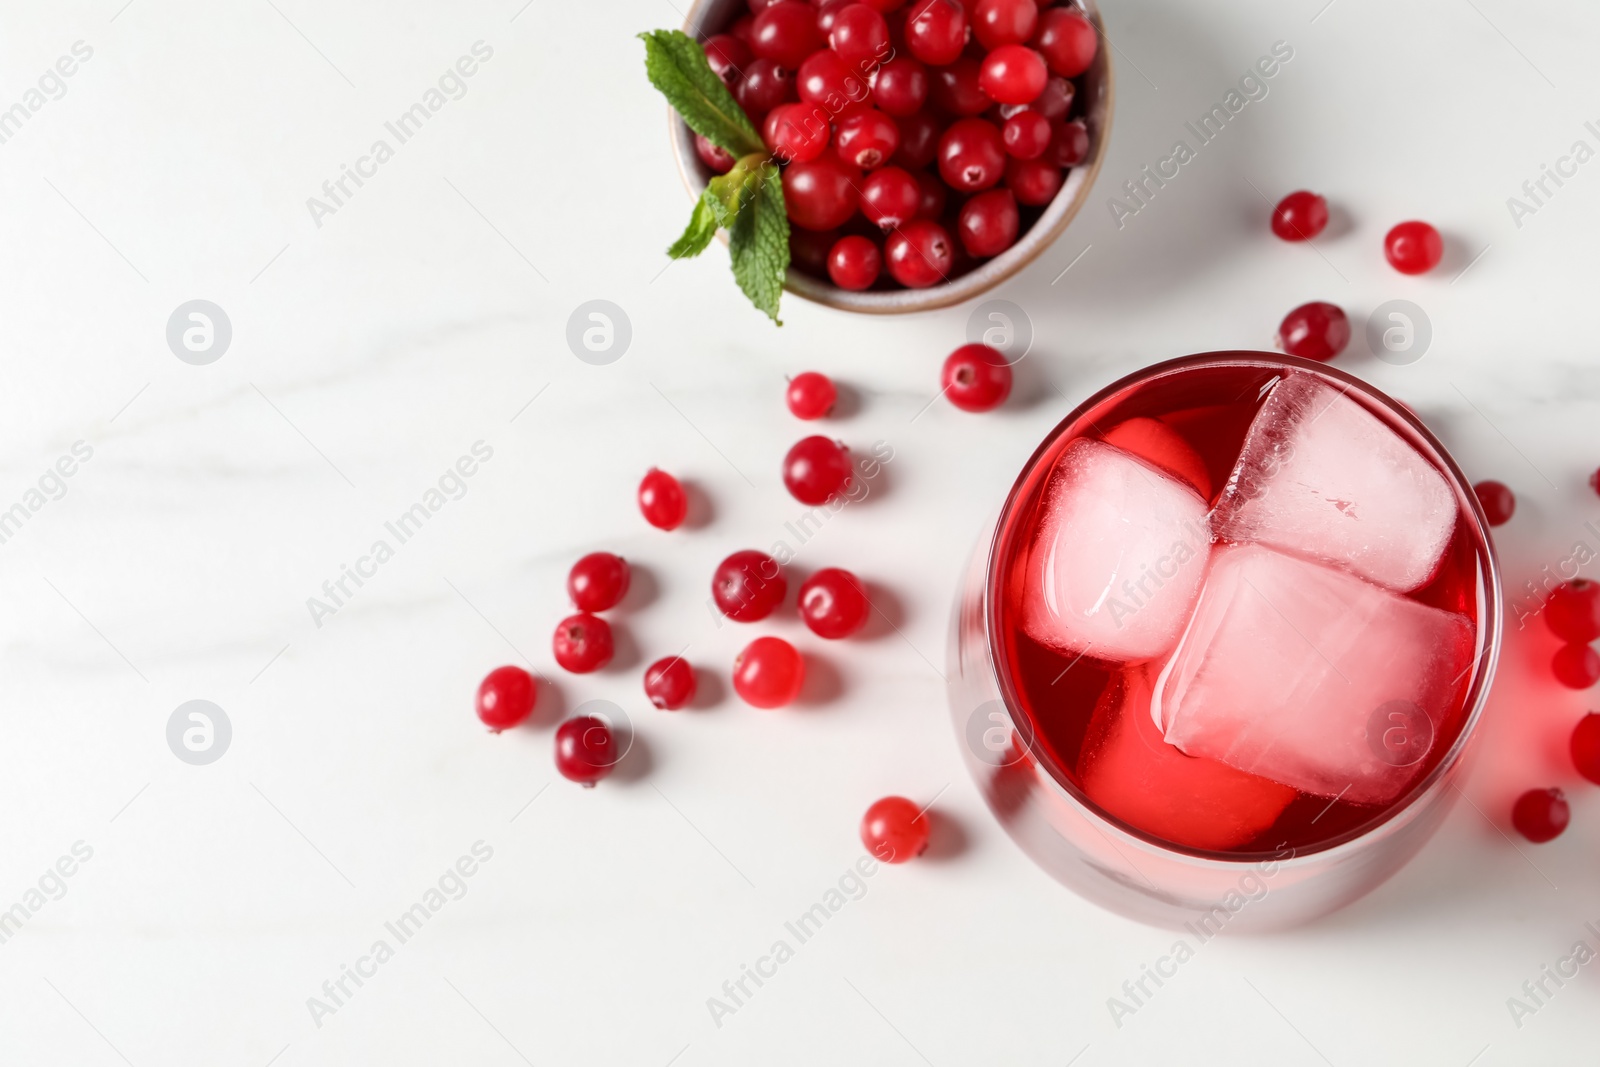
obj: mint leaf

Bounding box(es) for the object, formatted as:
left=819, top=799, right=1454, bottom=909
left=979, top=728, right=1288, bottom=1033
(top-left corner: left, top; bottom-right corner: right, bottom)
left=640, top=30, right=762, bottom=158
left=668, top=191, right=720, bottom=259
left=728, top=162, right=788, bottom=325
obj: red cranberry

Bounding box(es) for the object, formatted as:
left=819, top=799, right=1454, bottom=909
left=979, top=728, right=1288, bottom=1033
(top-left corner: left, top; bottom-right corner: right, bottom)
left=788, top=371, right=839, bottom=418
left=1591, top=466, right=1600, bottom=498
left=885, top=220, right=954, bottom=287
left=638, top=468, right=687, bottom=531
left=831, top=3, right=892, bottom=73
left=750, top=1, right=825, bottom=69
left=476, top=665, right=536, bottom=731
left=568, top=551, right=630, bottom=612
left=554, top=715, right=617, bottom=786
left=815, top=0, right=852, bottom=35
left=942, top=343, right=1012, bottom=411
left=957, top=188, right=1019, bottom=257
left=835, top=107, right=900, bottom=168
left=552, top=613, right=614, bottom=674
left=828, top=234, right=882, bottom=289
left=798, top=49, right=871, bottom=109
left=905, top=0, right=968, bottom=65
left=1006, top=155, right=1063, bottom=205
left=1033, top=7, right=1097, bottom=77
left=1473, top=480, right=1515, bottom=526
left=860, top=0, right=907, bottom=10
left=694, top=133, right=736, bottom=175
left=730, top=13, right=756, bottom=43
left=860, top=165, right=922, bottom=229
left=914, top=170, right=947, bottom=218
left=1511, top=787, right=1569, bottom=843
left=713, top=550, right=788, bottom=622
left=1001, top=75, right=1072, bottom=121
left=737, top=58, right=797, bottom=120
left=860, top=796, right=930, bottom=862
left=1002, top=110, right=1051, bottom=159
left=1277, top=301, right=1350, bottom=362
left=764, top=102, right=832, bottom=163
left=1553, top=644, right=1600, bottom=689
left=939, top=117, right=1007, bottom=192
left=784, top=435, right=853, bottom=504
left=799, top=567, right=870, bottom=638
left=871, top=55, right=929, bottom=116
left=703, top=34, right=751, bottom=84
left=749, top=0, right=785, bottom=10
left=928, top=57, right=990, bottom=117
left=1547, top=580, right=1600, bottom=643
left=893, top=110, right=941, bottom=168
left=644, top=656, right=697, bottom=710
left=785, top=154, right=861, bottom=231
left=979, top=44, right=1047, bottom=105
left=973, top=0, right=1038, bottom=48
left=1050, top=118, right=1089, bottom=166
left=1385, top=220, right=1443, bottom=275
left=733, top=636, right=806, bottom=708
left=1272, top=190, right=1329, bottom=241
left=1571, top=713, right=1600, bottom=784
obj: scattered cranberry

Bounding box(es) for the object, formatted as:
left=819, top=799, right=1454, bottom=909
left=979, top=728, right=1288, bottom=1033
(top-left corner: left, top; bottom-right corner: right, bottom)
left=639, top=468, right=688, bottom=531
left=835, top=107, right=900, bottom=169
left=693, top=133, right=735, bottom=175
left=798, top=50, right=869, bottom=109
left=1571, top=713, right=1600, bottom=784
left=905, top=0, right=968, bottom=66
left=958, top=188, right=1020, bottom=258
left=1002, top=110, right=1052, bottom=160
left=828, top=234, right=882, bottom=290
left=786, top=371, right=838, bottom=419
left=644, top=656, right=697, bottom=710
left=784, top=435, right=853, bottom=504
left=737, top=58, right=796, bottom=121
left=785, top=154, right=861, bottom=231
left=939, top=117, right=1007, bottom=192
left=973, top=0, right=1038, bottom=49
left=885, top=220, right=954, bottom=287
left=872, top=55, right=929, bottom=116
left=764, top=102, right=832, bottom=164
left=928, top=57, right=991, bottom=117
left=568, top=552, right=630, bottom=612
left=1385, top=220, right=1444, bottom=275
left=475, top=665, right=536, bottom=732
left=1277, top=301, right=1350, bottom=362
left=860, top=166, right=922, bottom=229
left=552, top=613, right=614, bottom=674
left=733, top=635, right=806, bottom=708
left=893, top=109, right=942, bottom=168
left=1033, top=7, right=1097, bottom=77
left=703, top=34, right=751, bottom=84
left=1553, top=644, right=1600, bottom=689
left=713, top=549, right=788, bottom=622
left=554, top=715, right=617, bottom=786
left=1511, top=787, right=1569, bottom=843
left=750, top=0, right=825, bottom=69
left=942, top=343, right=1012, bottom=412
left=1050, top=118, right=1089, bottom=167
left=1473, top=480, right=1515, bottom=526
left=799, top=567, right=870, bottom=638
left=1590, top=466, right=1600, bottom=498
left=1271, top=190, right=1329, bottom=241
left=980, top=44, right=1048, bottom=106
left=1006, top=156, right=1063, bottom=206
left=829, top=3, right=891, bottom=73
left=860, top=796, right=930, bottom=862
left=1546, top=580, right=1600, bottom=644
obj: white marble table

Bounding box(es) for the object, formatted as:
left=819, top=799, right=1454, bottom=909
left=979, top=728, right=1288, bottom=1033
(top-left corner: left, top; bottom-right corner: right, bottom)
left=3, top=1, right=1598, bottom=1064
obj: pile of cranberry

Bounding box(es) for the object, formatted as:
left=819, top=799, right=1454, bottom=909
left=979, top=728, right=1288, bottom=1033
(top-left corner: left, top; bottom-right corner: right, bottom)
left=695, top=0, right=1099, bottom=291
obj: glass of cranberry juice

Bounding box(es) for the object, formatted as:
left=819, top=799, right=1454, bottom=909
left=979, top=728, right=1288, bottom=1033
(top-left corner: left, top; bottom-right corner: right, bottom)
left=948, top=352, right=1502, bottom=930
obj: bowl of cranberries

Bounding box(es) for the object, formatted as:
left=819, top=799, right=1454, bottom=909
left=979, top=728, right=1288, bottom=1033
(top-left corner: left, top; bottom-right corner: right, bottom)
left=671, top=0, right=1113, bottom=313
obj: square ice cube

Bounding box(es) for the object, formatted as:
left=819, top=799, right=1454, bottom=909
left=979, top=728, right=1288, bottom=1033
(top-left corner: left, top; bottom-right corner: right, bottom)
left=1151, top=545, right=1476, bottom=806
left=1021, top=438, right=1212, bottom=662
left=1211, top=372, right=1456, bottom=592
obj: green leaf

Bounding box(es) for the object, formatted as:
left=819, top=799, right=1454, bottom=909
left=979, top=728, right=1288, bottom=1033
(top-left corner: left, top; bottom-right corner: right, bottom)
left=727, top=162, right=788, bottom=325
left=668, top=190, right=720, bottom=259
left=639, top=30, right=763, bottom=158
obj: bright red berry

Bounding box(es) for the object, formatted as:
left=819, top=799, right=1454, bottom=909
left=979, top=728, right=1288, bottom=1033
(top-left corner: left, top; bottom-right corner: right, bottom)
left=750, top=1, right=825, bottom=69
left=957, top=188, right=1020, bottom=258
left=830, top=3, right=891, bottom=73
left=973, top=0, right=1038, bottom=49
left=928, top=57, right=990, bottom=117
left=644, top=656, right=697, bottom=710
left=554, top=715, right=617, bottom=786
left=834, top=107, right=900, bottom=168
left=1002, top=110, right=1052, bottom=160
left=737, top=58, right=796, bottom=121
left=905, top=0, right=968, bottom=65
left=1277, top=301, right=1350, bottom=362
left=860, top=796, right=930, bottom=862
left=885, top=220, right=954, bottom=287
left=764, top=102, right=832, bottom=163
left=784, top=435, right=853, bottom=504
left=1571, top=713, right=1600, bottom=784
left=568, top=552, right=630, bottom=612
left=1385, top=220, right=1443, bottom=275
left=980, top=44, right=1048, bottom=106
left=713, top=550, right=788, bottom=622
left=1591, top=466, right=1600, bottom=498
left=785, top=154, right=861, bottom=231
left=1005, top=156, right=1063, bottom=206
left=733, top=636, right=806, bottom=708
left=475, top=666, right=536, bottom=731
left=552, top=613, right=614, bottom=673
left=1050, top=118, right=1089, bottom=166
left=1553, top=644, right=1600, bottom=689
left=1473, top=480, right=1515, bottom=526
left=1546, top=580, right=1600, bottom=644
left=1002, top=75, right=1072, bottom=121
left=827, top=234, right=882, bottom=290
left=703, top=34, right=751, bottom=84
left=1511, top=787, right=1569, bottom=843
left=694, top=133, right=736, bottom=174
left=798, top=49, right=870, bottom=109
left=942, top=343, right=1012, bottom=411
left=893, top=110, right=942, bottom=168
left=1271, top=190, right=1329, bottom=241
left=787, top=371, right=838, bottom=419
left=799, top=567, right=870, bottom=638
left=939, top=117, right=1007, bottom=192
left=1033, top=7, right=1097, bottom=77
left=871, top=55, right=928, bottom=116
left=860, top=165, right=922, bottom=229
left=638, top=468, right=688, bottom=531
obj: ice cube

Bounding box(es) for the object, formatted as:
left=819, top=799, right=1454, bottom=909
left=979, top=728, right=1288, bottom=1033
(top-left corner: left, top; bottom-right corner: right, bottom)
left=1099, top=416, right=1213, bottom=499
left=1021, top=438, right=1212, bottom=662
left=1211, top=372, right=1456, bottom=592
left=1151, top=545, right=1476, bottom=806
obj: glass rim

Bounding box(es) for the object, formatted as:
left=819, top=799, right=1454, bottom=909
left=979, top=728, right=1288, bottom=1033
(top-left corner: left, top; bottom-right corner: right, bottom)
left=981, top=350, right=1505, bottom=865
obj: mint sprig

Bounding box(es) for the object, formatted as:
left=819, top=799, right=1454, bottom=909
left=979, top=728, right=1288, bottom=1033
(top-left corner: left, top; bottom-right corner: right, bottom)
left=642, top=29, right=789, bottom=325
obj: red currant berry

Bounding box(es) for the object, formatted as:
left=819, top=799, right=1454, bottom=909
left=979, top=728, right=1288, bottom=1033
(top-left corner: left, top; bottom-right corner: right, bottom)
left=703, top=34, right=751, bottom=84
left=957, top=188, right=1019, bottom=257
left=1049, top=118, right=1089, bottom=166
left=638, top=468, right=687, bottom=531
left=830, top=3, right=891, bottom=73
left=1511, top=787, right=1569, bottom=843
left=1553, top=644, right=1600, bottom=689
left=905, top=0, right=968, bottom=65
left=893, top=109, right=941, bottom=168
left=1271, top=190, right=1329, bottom=241
left=1005, top=155, right=1063, bottom=206
left=1547, top=580, right=1600, bottom=643
left=860, top=796, right=930, bottom=862
left=554, top=715, right=617, bottom=786
left=939, top=117, right=1007, bottom=192
left=798, top=49, right=871, bottom=109
left=1571, top=713, right=1600, bottom=784
left=1002, top=109, right=1051, bottom=159
left=914, top=170, right=947, bottom=219
left=733, top=636, right=806, bottom=708
left=764, top=102, right=832, bottom=163
left=928, top=57, right=990, bottom=117
left=750, top=1, right=825, bottom=69
left=1002, top=75, right=1072, bottom=121
left=835, top=107, right=900, bottom=168
left=799, top=567, right=870, bottom=638
left=713, top=550, right=788, bottom=622
left=827, top=234, right=882, bottom=289
left=783, top=435, right=853, bottom=504
left=785, top=153, right=861, bottom=231
left=1276, top=301, right=1350, bottom=362
left=871, top=55, right=929, bottom=116
left=787, top=371, right=839, bottom=418
left=644, top=656, right=697, bottom=710
left=475, top=665, right=536, bottom=731
left=737, top=58, right=797, bottom=121
left=860, top=165, right=921, bottom=229
left=552, top=613, right=614, bottom=674
left=694, top=133, right=736, bottom=174
left=973, top=0, right=1038, bottom=49
left=1473, top=480, right=1515, bottom=526
left=568, top=552, right=630, bottom=612
left=1384, top=220, right=1443, bottom=275
left=1033, top=7, right=1097, bottom=77
left=885, top=220, right=954, bottom=287
left=980, top=44, right=1047, bottom=105
left=942, top=343, right=1012, bottom=411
